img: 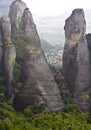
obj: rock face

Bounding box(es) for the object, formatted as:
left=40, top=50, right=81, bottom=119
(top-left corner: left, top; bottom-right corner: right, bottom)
left=0, top=26, right=3, bottom=65
left=21, top=8, right=40, bottom=47
left=13, top=7, right=64, bottom=111
left=0, top=16, right=16, bottom=100
left=0, top=0, right=64, bottom=111
left=9, top=0, right=26, bottom=27
left=1, top=0, right=64, bottom=111
left=62, top=9, right=91, bottom=110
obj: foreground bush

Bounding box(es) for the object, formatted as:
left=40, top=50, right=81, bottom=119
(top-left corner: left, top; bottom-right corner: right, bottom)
left=0, top=102, right=91, bottom=130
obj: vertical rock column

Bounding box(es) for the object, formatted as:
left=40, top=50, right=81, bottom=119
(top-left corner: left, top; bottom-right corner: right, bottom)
left=0, top=27, right=3, bottom=65
left=10, top=0, right=64, bottom=111
left=9, top=0, right=26, bottom=27
left=1, top=16, right=16, bottom=100
left=62, top=9, right=91, bottom=110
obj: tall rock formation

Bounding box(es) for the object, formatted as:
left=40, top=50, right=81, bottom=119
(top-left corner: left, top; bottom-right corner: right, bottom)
left=0, top=16, right=16, bottom=100
left=9, top=0, right=26, bottom=27
left=7, top=0, right=64, bottom=111
left=0, top=25, right=3, bottom=65
left=62, top=9, right=91, bottom=110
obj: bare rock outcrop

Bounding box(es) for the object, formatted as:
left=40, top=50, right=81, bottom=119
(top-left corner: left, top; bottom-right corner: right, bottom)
left=9, top=1, right=64, bottom=111
left=0, top=0, right=64, bottom=111
left=0, top=16, right=16, bottom=99
left=0, top=27, right=3, bottom=64
left=62, top=9, right=91, bottom=110
left=21, top=8, right=40, bottom=47
left=9, top=0, right=26, bottom=27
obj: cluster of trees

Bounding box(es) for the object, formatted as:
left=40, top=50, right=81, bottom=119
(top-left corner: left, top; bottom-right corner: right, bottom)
left=0, top=102, right=91, bottom=130
left=1, top=62, right=91, bottom=129
left=50, top=65, right=73, bottom=104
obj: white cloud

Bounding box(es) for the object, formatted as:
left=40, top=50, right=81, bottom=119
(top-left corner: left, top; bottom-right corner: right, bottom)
left=23, top=0, right=91, bottom=16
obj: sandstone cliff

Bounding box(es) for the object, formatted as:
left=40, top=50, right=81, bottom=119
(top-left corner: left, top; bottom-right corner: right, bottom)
left=0, top=15, right=16, bottom=100
left=10, top=1, right=64, bottom=110
left=62, top=9, right=91, bottom=110
left=0, top=0, right=64, bottom=111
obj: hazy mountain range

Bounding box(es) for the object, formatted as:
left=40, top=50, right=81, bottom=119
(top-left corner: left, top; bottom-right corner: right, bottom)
left=41, top=39, right=64, bottom=53
left=34, top=9, right=91, bottom=45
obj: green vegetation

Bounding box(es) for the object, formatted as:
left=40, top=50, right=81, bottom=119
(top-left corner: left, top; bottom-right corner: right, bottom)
left=1, top=22, right=91, bottom=130
left=26, top=45, right=41, bottom=55
left=11, top=25, right=26, bottom=64
left=0, top=102, right=91, bottom=130
left=12, top=59, right=21, bottom=84
left=87, top=34, right=91, bottom=64
left=0, top=61, right=91, bottom=129
left=0, top=76, right=6, bottom=102
left=50, top=65, right=73, bottom=104
left=11, top=24, right=28, bottom=87
left=41, top=39, right=55, bottom=53
left=0, top=77, right=6, bottom=102
left=11, top=24, right=42, bottom=86
left=0, top=85, right=6, bottom=94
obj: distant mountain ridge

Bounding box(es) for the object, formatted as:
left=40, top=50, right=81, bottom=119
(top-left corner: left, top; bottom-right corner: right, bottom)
left=41, top=39, right=63, bottom=53
left=41, top=39, right=55, bottom=53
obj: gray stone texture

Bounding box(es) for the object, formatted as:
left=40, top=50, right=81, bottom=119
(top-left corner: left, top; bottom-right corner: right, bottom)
left=0, top=16, right=16, bottom=99
left=62, top=9, right=91, bottom=110
left=8, top=0, right=64, bottom=111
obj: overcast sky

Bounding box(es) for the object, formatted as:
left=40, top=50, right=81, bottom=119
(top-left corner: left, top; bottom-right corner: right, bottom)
left=23, top=0, right=90, bottom=16
left=22, top=0, right=91, bottom=41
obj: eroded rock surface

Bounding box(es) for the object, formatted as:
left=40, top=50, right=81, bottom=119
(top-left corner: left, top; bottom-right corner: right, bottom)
left=1, top=16, right=16, bottom=99
left=9, top=0, right=26, bottom=27
left=62, top=9, right=91, bottom=110
left=0, top=0, right=14, bottom=17
left=8, top=1, right=64, bottom=111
